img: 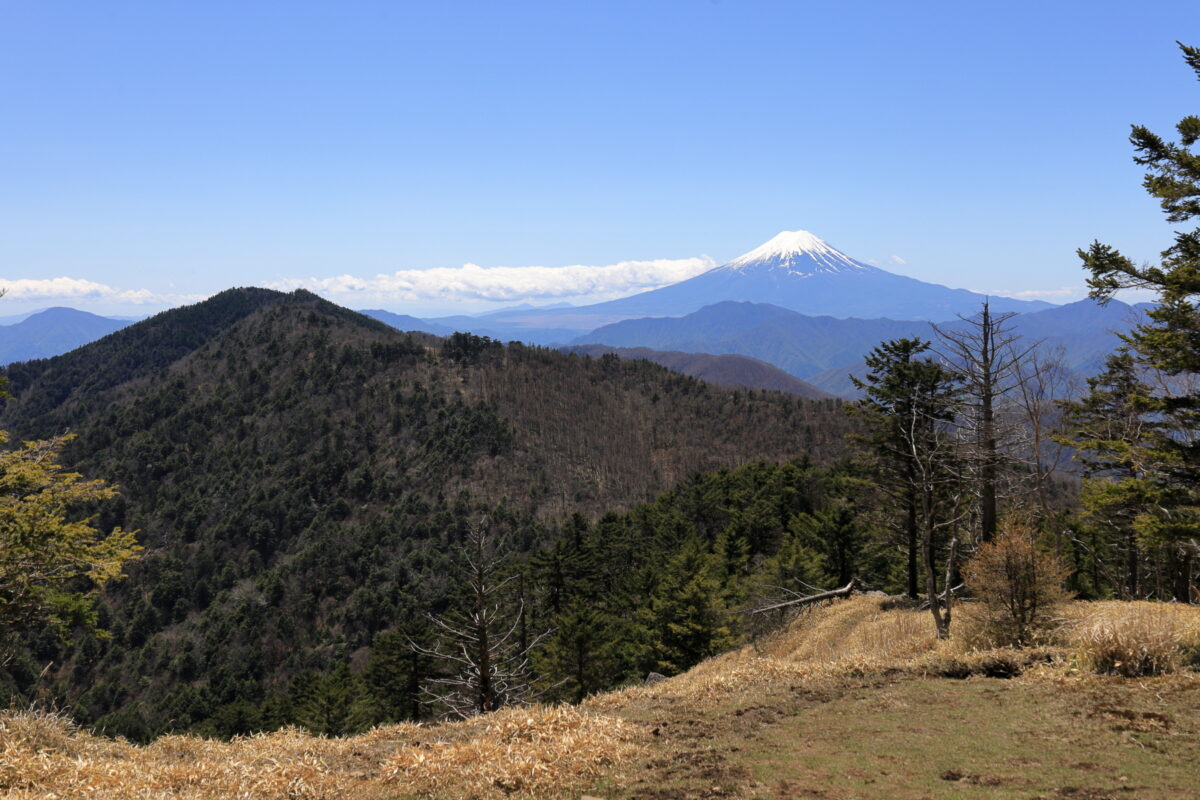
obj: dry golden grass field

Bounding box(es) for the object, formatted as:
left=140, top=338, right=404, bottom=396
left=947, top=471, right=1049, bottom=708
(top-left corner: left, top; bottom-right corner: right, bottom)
left=3, top=597, right=1198, bottom=800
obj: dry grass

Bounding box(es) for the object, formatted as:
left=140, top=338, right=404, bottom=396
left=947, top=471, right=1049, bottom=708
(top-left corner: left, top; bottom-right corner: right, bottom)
left=383, top=705, right=640, bottom=799
left=758, top=595, right=937, bottom=667
left=588, top=596, right=1200, bottom=716
left=587, top=596, right=940, bottom=713
left=1060, top=600, right=1200, bottom=676
left=0, top=704, right=640, bottom=800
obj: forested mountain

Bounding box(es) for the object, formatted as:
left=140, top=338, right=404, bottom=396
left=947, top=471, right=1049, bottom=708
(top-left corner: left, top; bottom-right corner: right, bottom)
left=577, top=298, right=1148, bottom=394
left=563, top=344, right=834, bottom=399
left=576, top=301, right=932, bottom=379
left=0, top=288, right=851, bottom=738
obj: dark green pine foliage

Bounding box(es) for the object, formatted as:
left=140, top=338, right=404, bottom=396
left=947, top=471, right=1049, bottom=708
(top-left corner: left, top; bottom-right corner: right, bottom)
left=850, top=338, right=962, bottom=637
left=290, top=664, right=375, bottom=736
left=530, top=514, right=619, bottom=703
left=526, top=459, right=907, bottom=688
left=529, top=514, right=599, bottom=616
left=365, top=621, right=436, bottom=723
left=535, top=599, right=616, bottom=703
left=790, top=500, right=864, bottom=587
left=1058, top=352, right=1163, bottom=599
left=638, top=537, right=733, bottom=676
left=1074, top=42, right=1200, bottom=599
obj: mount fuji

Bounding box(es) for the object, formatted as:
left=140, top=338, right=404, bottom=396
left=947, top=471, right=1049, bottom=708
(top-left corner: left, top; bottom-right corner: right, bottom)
left=577, top=230, right=1052, bottom=321
left=439, top=230, right=1054, bottom=340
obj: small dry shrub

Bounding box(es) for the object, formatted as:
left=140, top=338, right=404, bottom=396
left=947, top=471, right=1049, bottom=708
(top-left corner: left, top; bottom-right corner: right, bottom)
left=1071, top=604, right=1185, bottom=676
left=0, top=705, right=79, bottom=752
left=960, top=523, right=1071, bottom=647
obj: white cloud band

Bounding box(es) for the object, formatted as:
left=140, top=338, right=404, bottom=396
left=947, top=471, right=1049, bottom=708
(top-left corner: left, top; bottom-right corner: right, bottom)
left=267, top=257, right=717, bottom=303
left=0, top=277, right=202, bottom=305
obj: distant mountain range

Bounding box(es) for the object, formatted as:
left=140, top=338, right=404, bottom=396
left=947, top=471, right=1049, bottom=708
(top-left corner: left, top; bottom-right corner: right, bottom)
left=573, top=302, right=929, bottom=380
left=562, top=230, right=1052, bottom=320
left=406, top=231, right=1054, bottom=343
left=0, top=230, right=1144, bottom=398
left=0, top=307, right=131, bottom=364
left=561, top=344, right=835, bottom=400
left=359, top=309, right=455, bottom=337
left=573, top=297, right=1149, bottom=396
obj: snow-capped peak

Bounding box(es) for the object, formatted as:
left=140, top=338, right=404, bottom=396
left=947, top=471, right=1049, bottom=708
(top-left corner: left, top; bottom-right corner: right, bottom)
left=724, top=230, right=867, bottom=274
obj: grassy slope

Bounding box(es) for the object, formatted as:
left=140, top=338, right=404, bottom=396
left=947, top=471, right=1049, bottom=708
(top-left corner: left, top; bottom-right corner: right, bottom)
left=4, top=598, right=1198, bottom=800
left=590, top=598, right=1200, bottom=800
left=605, top=664, right=1199, bottom=800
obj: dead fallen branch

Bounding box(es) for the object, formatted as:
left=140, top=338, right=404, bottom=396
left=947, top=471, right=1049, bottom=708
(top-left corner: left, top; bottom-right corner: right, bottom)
left=751, top=579, right=859, bottom=615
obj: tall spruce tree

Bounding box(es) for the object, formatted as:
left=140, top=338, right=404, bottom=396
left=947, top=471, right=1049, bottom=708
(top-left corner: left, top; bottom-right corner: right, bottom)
left=851, top=339, right=962, bottom=602
left=1074, top=42, right=1200, bottom=599
left=638, top=537, right=733, bottom=675
left=1059, top=351, right=1162, bottom=598
left=851, top=338, right=964, bottom=635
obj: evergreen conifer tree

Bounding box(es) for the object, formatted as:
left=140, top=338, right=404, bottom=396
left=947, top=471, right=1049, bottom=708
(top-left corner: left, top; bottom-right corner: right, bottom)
left=1073, top=42, right=1200, bottom=599
left=639, top=538, right=733, bottom=675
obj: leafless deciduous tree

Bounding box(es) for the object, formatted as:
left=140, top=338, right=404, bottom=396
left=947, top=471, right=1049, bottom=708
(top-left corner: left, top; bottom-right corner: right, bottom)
left=1011, top=345, right=1076, bottom=540
left=900, top=385, right=967, bottom=639
left=934, top=301, right=1041, bottom=543
left=408, top=517, right=545, bottom=718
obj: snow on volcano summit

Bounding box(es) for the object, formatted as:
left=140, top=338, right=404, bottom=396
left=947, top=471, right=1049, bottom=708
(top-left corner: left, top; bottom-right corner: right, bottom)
left=723, top=230, right=867, bottom=275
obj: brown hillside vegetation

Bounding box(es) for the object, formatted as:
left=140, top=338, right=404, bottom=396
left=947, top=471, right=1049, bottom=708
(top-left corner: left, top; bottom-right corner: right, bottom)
left=5, top=597, right=1198, bottom=800
left=563, top=344, right=837, bottom=400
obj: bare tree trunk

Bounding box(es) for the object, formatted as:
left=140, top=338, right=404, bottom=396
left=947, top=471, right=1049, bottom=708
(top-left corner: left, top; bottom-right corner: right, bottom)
left=906, top=492, right=919, bottom=599
left=943, top=537, right=958, bottom=634
left=934, top=300, right=1039, bottom=545
left=978, top=304, right=998, bottom=542
left=1126, top=531, right=1140, bottom=600
left=922, top=491, right=950, bottom=639
left=409, top=517, right=543, bottom=719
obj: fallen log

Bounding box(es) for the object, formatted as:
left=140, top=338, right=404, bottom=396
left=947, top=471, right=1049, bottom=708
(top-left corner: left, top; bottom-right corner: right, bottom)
left=751, top=579, right=859, bottom=615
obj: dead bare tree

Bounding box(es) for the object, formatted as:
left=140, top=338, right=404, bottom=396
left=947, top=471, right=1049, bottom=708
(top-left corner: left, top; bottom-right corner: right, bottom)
left=934, top=301, right=1041, bottom=543
left=904, top=392, right=968, bottom=639
left=408, top=517, right=545, bottom=718
left=750, top=579, right=860, bottom=615
left=1011, top=345, right=1077, bottom=541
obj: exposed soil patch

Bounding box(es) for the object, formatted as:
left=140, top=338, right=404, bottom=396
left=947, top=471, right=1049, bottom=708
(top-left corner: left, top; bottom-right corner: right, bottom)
left=1089, top=705, right=1174, bottom=732
left=939, top=768, right=1008, bottom=785
left=633, top=748, right=752, bottom=798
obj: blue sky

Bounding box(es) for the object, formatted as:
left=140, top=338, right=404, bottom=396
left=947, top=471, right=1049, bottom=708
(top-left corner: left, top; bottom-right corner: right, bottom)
left=1, top=0, right=1198, bottom=315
